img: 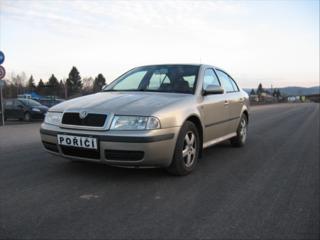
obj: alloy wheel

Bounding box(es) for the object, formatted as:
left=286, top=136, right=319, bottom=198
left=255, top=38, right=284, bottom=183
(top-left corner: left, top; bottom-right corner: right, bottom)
left=182, top=131, right=197, bottom=167
left=239, top=118, right=247, bottom=143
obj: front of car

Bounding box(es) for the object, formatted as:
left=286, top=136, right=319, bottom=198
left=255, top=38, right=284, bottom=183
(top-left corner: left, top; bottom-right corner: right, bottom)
left=40, top=65, right=200, bottom=167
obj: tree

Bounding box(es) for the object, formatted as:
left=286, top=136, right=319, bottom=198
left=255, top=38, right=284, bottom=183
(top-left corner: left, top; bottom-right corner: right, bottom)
left=3, top=80, right=17, bottom=98
left=93, top=73, right=106, bottom=92
left=36, top=79, right=45, bottom=95
left=27, top=75, right=36, bottom=92
left=250, top=89, right=256, bottom=95
left=257, top=83, right=264, bottom=95
left=46, top=74, right=59, bottom=96
left=11, top=74, right=22, bottom=95
left=59, top=80, right=66, bottom=98
left=82, top=77, right=94, bottom=95
left=66, top=66, right=82, bottom=97
left=256, top=83, right=264, bottom=102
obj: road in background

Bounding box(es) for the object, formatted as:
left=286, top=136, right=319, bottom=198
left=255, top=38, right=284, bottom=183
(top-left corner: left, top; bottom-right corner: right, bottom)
left=0, top=103, right=319, bottom=239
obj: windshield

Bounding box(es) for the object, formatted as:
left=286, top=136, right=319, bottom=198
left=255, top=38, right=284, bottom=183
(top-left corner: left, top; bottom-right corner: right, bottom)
left=105, top=65, right=199, bottom=94
left=19, top=99, right=42, bottom=107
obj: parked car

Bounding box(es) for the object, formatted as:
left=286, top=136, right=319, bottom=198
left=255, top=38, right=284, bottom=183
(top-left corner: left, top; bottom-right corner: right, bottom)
left=5, top=98, right=48, bottom=121
left=40, top=64, right=249, bottom=175
left=38, top=98, right=65, bottom=108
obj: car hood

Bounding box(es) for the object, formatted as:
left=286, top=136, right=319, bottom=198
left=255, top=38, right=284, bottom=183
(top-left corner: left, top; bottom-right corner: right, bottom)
left=50, top=92, right=192, bottom=116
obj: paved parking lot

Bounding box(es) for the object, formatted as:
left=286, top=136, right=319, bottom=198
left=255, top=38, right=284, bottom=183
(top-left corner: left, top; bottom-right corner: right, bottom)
left=0, top=103, right=319, bottom=239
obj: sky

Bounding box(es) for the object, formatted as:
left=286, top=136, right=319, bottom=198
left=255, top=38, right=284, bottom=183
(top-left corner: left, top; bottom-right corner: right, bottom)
left=0, top=0, right=319, bottom=88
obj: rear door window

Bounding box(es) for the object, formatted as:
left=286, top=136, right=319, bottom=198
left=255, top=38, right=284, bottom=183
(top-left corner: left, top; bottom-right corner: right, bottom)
left=216, top=70, right=236, bottom=93
left=229, top=76, right=239, bottom=91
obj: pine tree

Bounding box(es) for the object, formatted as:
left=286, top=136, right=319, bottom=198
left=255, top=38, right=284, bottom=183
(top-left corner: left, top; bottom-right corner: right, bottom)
left=250, top=89, right=256, bottom=95
left=256, top=83, right=264, bottom=102
left=93, top=73, right=106, bottom=92
left=27, top=75, right=36, bottom=92
left=276, top=89, right=281, bottom=99
left=257, top=83, right=264, bottom=95
left=66, top=66, right=82, bottom=97
left=272, top=88, right=277, bottom=97
left=47, top=74, right=59, bottom=96
left=36, top=79, right=45, bottom=95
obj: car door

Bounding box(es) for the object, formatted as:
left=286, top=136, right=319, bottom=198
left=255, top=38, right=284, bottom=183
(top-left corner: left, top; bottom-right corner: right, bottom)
left=14, top=100, right=25, bottom=119
left=4, top=99, right=14, bottom=119
left=200, top=68, right=230, bottom=144
left=215, top=69, right=243, bottom=133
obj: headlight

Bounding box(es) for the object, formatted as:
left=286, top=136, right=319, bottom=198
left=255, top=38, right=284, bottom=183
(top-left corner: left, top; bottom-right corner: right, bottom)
left=32, top=108, right=41, bottom=112
left=110, top=115, right=160, bottom=130
left=44, top=112, right=63, bottom=126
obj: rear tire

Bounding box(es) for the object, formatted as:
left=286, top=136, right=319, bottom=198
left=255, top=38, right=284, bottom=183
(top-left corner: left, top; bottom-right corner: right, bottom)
left=24, top=112, right=31, bottom=122
left=166, top=121, right=200, bottom=176
left=231, top=114, right=248, bottom=147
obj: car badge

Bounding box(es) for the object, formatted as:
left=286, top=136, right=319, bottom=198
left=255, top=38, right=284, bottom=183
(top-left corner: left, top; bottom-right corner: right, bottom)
left=79, top=111, right=88, bottom=119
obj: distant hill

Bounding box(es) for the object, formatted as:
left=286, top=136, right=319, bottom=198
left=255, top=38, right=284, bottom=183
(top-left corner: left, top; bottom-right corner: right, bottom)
left=244, top=86, right=320, bottom=96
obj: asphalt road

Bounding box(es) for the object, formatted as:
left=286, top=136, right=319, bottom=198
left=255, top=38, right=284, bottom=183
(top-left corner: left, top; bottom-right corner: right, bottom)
left=0, top=103, right=319, bottom=239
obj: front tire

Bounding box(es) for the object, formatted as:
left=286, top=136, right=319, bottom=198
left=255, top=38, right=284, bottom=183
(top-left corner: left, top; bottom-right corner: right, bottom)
left=231, top=114, right=248, bottom=147
left=166, top=121, right=200, bottom=176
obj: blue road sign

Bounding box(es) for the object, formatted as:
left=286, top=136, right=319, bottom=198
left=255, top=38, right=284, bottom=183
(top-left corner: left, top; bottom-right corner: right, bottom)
left=0, top=51, right=4, bottom=64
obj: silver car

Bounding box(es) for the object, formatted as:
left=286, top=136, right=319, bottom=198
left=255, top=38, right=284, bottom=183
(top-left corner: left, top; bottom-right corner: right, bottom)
left=40, top=64, right=249, bottom=175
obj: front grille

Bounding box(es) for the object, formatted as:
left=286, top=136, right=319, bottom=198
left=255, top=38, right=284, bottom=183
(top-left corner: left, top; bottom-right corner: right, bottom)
left=62, top=113, right=106, bottom=127
left=61, top=146, right=100, bottom=159
left=42, top=141, right=59, bottom=152
left=105, top=150, right=144, bottom=161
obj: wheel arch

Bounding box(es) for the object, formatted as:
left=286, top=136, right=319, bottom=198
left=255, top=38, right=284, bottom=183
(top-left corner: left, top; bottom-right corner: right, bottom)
left=242, top=109, right=249, bottom=124
left=184, top=114, right=203, bottom=158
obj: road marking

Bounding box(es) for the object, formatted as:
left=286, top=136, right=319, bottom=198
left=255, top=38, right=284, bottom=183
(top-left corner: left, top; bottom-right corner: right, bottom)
left=80, top=194, right=99, bottom=200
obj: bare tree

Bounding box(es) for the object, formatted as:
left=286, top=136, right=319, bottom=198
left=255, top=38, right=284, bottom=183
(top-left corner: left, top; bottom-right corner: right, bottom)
left=82, top=77, right=94, bottom=95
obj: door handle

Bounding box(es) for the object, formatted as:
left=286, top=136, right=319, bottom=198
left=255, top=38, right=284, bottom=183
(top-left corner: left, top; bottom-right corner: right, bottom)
left=239, top=98, right=244, bottom=103
left=224, top=100, right=229, bottom=105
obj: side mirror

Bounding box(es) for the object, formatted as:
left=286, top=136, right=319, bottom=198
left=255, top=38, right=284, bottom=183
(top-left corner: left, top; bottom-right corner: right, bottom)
left=203, top=85, right=224, bottom=95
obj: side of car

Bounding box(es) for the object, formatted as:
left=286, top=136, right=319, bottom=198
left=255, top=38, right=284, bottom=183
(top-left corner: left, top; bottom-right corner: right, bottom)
left=166, top=65, right=249, bottom=175
left=4, top=99, right=26, bottom=121
left=4, top=99, right=48, bottom=121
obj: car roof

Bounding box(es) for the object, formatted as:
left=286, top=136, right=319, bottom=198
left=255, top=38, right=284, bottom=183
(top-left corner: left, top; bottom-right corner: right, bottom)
left=135, top=63, right=225, bottom=71
left=136, top=63, right=201, bottom=68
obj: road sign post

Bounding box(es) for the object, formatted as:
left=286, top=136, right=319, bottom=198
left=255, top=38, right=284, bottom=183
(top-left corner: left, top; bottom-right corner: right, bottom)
left=0, top=50, right=6, bottom=126
left=0, top=80, right=4, bottom=126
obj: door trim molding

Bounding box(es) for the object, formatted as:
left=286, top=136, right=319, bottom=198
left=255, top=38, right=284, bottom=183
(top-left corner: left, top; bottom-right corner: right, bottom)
left=203, top=132, right=237, bottom=149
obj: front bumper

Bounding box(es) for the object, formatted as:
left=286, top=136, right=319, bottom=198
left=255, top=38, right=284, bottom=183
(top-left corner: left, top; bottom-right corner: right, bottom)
left=31, top=111, right=46, bottom=119
left=40, top=123, right=179, bottom=167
